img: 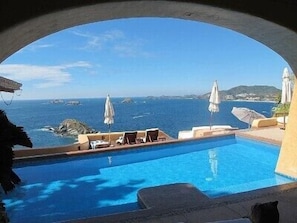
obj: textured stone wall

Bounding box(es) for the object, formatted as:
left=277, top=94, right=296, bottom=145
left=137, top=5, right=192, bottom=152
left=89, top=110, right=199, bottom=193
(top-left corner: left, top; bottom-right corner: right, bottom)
left=276, top=82, right=297, bottom=178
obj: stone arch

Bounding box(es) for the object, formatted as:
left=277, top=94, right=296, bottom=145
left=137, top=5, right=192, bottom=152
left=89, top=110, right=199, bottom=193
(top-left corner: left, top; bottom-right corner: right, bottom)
left=1, top=0, right=297, bottom=177
left=1, top=1, right=297, bottom=71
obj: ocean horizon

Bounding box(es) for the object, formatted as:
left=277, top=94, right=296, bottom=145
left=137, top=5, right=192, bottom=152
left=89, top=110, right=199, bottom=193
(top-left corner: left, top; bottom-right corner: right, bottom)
left=0, top=98, right=276, bottom=149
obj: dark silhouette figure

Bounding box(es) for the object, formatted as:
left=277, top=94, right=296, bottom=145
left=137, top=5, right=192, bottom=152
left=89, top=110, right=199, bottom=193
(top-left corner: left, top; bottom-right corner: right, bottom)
left=251, top=200, right=279, bottom=223
left=0, top=110, right=32, bottom=193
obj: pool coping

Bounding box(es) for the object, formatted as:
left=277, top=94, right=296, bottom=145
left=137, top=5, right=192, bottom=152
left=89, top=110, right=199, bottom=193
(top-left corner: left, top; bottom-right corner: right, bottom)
left=235, top=127, right=283, bottom=146
left=13, top=133, right=236, bottom=164
left=64, top=181, right=297, bottom=223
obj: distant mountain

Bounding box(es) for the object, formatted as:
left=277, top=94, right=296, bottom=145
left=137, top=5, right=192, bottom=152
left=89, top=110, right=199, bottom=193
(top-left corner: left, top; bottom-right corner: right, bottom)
left=223, top=85, right=280, bottom=96
left=199, top=85, right=281, bottom=101
left=146, top=85, right=281, bottom=102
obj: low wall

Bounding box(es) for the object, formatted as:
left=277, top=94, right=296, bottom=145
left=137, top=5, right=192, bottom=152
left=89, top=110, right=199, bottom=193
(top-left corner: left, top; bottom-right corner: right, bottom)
left=14, top=143, right=81, bottom=158
left=13, top=129, right=172, bottom=159
left=178, top=130, right=193, bottom=139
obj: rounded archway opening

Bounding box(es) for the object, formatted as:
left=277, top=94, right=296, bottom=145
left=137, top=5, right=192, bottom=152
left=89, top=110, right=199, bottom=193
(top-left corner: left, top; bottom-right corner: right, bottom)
left=0, top=17, right=292, bottom=148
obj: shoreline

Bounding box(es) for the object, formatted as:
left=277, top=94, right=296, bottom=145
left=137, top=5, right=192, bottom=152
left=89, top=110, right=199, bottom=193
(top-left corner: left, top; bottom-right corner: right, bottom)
left=8, top=97, right=278, bottom=103
left=230, top=99, right=277, bottom=103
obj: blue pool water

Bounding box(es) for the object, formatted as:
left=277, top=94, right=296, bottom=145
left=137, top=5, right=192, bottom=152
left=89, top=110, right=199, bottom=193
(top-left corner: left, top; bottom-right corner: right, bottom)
left=2, top=135, right=294, bottom=223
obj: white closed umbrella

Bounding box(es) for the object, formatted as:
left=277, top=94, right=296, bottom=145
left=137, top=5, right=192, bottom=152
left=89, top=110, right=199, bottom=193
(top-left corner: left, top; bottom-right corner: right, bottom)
left=231, top=107, right=266, bottom=128
left=281, top=67, right=292, bottom=104
left=208, top=80, right=220, bottom=129
left=280, top=67, right=292, bottom=129
left=104, top=94, right=115, bottom=142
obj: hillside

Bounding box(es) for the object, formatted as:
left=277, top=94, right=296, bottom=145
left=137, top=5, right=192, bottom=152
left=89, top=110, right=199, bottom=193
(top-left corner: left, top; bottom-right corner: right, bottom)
left=200, top=85, right=281, bottom=101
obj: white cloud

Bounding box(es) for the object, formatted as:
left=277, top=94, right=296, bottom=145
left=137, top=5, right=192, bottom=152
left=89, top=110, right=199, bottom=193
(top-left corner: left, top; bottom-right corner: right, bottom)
left=71, top=29, right=151, bottom=57
left=28, top=43, right=55, bottom=51
left=0, top=61, right=92, bottom=88
left=113, top=40, right=151, bottom=57
left=72, top=29, right=125, bottom=50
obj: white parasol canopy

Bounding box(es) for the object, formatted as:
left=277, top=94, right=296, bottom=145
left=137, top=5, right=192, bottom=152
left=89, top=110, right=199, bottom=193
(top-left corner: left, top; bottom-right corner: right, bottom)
left=208, top=80, right=220, bottom=129
left=104, top=94, right=115, bottom=141
left=231, top=107, right=266, bottom=128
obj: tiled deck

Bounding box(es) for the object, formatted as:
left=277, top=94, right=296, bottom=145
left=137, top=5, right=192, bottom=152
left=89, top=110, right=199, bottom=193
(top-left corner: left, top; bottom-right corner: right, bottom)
left=236, top=126, right=285, bottom=146
left=65, top=127, right=297, bottom=223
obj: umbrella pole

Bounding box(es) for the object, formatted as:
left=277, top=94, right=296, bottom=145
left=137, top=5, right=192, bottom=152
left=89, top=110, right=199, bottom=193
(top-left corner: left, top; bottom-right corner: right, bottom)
left=108, top=124, right=111, bottom=143
left=283, top=112, right=286, bottom=130
left=248, top=117, right=251, bottom=128
left=209, top=112, right=213, bottom=130
left=282, top=104, right=287, bottom=130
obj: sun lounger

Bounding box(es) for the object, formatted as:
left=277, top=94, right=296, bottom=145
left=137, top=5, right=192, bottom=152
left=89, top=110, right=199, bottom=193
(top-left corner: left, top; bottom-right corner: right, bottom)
left=144, top=128, right=159, bottom=142
left=116, top=131, right=137, bottom=145
left=178, top=125, right=238, bottom=139
left=90, top=140, right=110, bottom=149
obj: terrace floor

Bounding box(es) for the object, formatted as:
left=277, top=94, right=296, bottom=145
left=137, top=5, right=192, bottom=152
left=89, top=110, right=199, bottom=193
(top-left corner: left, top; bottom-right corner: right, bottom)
left=236, top=126, right=285, bottom=146
left=66, top=126, right=297, bottom=223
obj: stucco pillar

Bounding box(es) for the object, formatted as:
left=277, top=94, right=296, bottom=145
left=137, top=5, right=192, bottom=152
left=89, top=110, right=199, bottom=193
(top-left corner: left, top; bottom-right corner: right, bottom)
left=275, top=82, right=297, bottom=178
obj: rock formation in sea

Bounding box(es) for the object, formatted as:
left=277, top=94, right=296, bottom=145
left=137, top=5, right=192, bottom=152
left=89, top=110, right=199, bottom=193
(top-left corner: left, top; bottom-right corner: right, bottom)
left=66, top=100, right=80, bottom=105
left=54, top=119, right=96, bottom=136
left=50, top=99, right=64, bottom=104
left=121, top=98, right=133, bottom=103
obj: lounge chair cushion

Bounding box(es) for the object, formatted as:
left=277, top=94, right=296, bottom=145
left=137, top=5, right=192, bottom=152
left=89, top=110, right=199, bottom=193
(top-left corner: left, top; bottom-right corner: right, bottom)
left=251, top=118, right=278, bottom=128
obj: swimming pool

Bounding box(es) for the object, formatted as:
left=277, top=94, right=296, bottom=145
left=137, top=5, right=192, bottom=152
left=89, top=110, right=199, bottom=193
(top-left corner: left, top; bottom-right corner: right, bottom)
left=2, top=135, right=294, bottom=222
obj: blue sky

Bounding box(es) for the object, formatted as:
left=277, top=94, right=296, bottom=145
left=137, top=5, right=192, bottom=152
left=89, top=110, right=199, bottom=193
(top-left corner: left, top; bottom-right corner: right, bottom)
left=0, top=17, right=292, bottom=100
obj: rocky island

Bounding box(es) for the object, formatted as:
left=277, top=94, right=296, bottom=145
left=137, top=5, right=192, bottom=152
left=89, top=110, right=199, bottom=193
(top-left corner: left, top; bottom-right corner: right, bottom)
left=46, top=119, right=97, bottom=137
left=121, top=98, right=134, bottom=103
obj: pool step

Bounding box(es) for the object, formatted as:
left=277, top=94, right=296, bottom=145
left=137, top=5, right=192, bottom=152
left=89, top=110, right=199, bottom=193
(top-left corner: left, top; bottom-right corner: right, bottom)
left=137, top=183, right=210, bottom=210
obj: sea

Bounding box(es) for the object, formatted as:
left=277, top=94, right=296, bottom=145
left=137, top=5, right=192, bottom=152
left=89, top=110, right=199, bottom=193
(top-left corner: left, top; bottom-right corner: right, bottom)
left=0, top=98, right=276, bottom=149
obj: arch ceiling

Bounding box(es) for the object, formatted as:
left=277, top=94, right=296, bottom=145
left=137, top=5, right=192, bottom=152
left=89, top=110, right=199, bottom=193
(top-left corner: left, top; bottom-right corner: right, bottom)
left=0, top=0, right=297, bottom=73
